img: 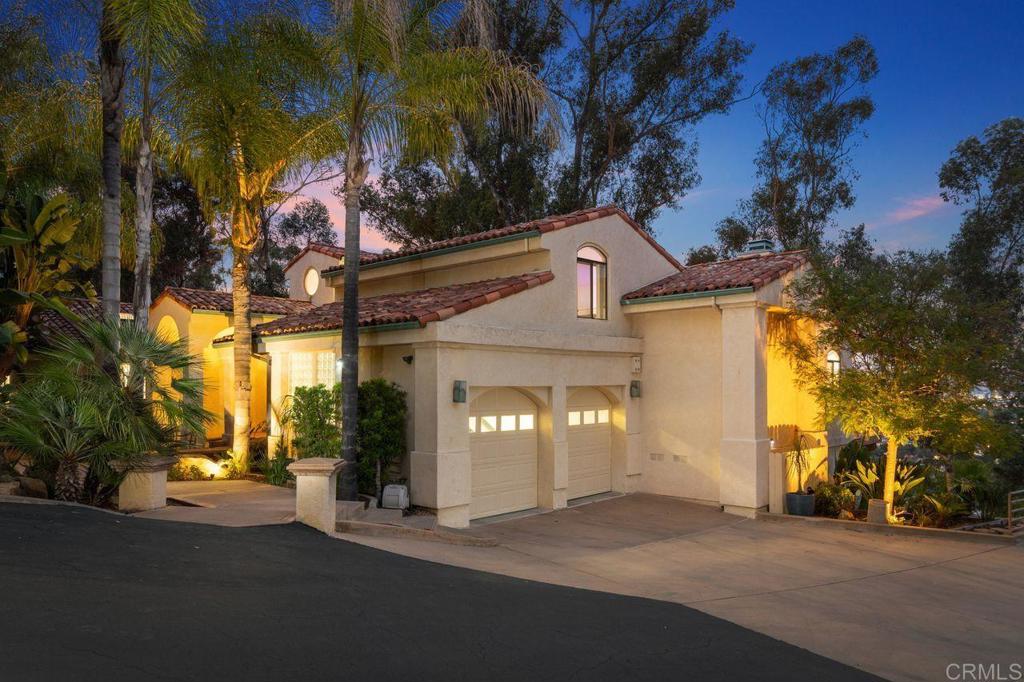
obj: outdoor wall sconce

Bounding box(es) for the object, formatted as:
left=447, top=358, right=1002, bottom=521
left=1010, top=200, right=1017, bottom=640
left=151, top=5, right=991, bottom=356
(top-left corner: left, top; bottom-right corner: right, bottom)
left=453, top=380, right=467, bottom=403
left=630, top=380, right=642, bottom=398
left=402, top=355, right=414, bottom=365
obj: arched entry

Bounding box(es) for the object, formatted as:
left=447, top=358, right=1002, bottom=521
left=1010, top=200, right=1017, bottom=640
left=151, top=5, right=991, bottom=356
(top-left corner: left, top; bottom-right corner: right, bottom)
left=468, top=387, right=538, bottom=519
left=567, top=387, right=612, bottom=500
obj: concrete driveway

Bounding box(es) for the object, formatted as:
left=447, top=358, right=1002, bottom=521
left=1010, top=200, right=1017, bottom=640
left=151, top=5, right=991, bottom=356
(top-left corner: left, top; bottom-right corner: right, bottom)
left=345, top=494, right=1024, bottom=682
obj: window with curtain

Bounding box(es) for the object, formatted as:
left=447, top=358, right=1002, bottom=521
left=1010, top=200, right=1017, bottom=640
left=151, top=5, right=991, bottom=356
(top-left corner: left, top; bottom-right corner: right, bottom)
left=577, top=245, right=607, bottom=319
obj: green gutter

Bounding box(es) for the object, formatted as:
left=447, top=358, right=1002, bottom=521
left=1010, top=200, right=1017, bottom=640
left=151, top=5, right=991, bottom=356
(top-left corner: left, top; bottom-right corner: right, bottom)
left=324, top=230, right=541, bottom=275
left=211, top=320, right=422, bottom=346
left=620, top=285, right=755, bottom=306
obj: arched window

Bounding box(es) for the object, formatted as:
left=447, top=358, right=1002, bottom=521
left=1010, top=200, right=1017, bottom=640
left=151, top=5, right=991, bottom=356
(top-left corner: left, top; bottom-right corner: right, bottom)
left=826, top=350, right=841, bottom=376
left=303, top=267, right=320, bottom=297
left=577, top=245, right=607, bottom=319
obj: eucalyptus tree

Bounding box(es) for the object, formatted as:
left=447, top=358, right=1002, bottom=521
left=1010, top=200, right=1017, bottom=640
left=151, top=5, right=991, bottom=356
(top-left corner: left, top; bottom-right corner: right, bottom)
left=171, top=15, right=339, bottom=470
left=714, top=36, right=878, bottom=255
left=109, top=0, right=204, bottom=330
left=327, top=0, right=550, bottom=498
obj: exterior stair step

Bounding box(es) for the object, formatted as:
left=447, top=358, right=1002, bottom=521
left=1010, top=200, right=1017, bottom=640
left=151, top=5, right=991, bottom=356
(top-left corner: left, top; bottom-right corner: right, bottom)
left=335, top=500, right=367, bottom=521
left=353, top=507, right=405, bottom=524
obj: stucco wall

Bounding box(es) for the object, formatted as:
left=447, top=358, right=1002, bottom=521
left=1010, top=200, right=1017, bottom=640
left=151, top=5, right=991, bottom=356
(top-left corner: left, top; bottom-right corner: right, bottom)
left=634, top=307, right=723, bottom=503
left=766, top=314, right=829, bottom=492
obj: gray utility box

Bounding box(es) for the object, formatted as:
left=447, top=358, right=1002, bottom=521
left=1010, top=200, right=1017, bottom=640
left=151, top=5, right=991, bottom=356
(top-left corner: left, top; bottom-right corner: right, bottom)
left=381, top=484, right=410, bottom=510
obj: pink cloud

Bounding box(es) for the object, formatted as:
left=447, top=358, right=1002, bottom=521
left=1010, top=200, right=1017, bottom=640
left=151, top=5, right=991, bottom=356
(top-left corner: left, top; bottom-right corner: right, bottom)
left=280, top=175, right=400, bottom=253
left=877, top=195, right=947, bottom=226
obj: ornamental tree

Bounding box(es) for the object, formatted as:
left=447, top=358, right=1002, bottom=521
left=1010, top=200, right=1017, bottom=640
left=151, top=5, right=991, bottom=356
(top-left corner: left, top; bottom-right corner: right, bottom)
left=782, top=230, right=1013, bottom=521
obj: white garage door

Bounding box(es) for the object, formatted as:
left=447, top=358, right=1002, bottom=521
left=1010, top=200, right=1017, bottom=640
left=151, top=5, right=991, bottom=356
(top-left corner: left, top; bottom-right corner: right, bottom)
left=469, top=388, right=538, bottom=520
left=567, top=387, right=612, bottom=500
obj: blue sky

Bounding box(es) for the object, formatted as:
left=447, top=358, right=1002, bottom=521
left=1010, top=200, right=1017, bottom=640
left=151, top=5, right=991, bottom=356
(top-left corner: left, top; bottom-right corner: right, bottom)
left=652, top=0, right=1024, bottom=256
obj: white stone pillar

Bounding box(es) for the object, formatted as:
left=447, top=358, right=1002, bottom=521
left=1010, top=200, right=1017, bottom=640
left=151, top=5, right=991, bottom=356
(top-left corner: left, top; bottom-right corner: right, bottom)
left=115, top=455, right=178, bottom=512
left=409, top=345, right=471, bottom=528
left=287, top=457, right=345, bottom=533
left=719, top=303, right=770, bottom=516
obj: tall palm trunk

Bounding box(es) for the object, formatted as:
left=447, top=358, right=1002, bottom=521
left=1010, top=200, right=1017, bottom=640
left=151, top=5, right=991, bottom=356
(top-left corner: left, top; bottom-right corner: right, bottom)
left=231, top=248, right=253, bottom=470
left=338, top=136, right=368, bottom=501
left=100, top=2, right=126, bottom=324
left=133, top=93, right=154, bottom=330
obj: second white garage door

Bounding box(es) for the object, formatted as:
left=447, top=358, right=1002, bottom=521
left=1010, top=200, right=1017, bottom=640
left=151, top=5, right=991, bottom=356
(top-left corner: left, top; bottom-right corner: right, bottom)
left=567, top=387, right=612, bottom=500
left=469, top=388, right=538, bottom=520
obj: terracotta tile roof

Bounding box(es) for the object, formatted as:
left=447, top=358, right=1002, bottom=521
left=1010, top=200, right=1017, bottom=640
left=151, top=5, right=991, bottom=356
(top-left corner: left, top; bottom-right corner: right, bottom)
left=31, top=298, right=134, bottom=342
left=153, top=287, right=315, bottom=316
left=623, top=250, right=809, bottom=301
left=216, top=272, right=554, bottom=342
left=283, top=243, right=376, bottom=272
left=321, top=206, right=683, bottom=274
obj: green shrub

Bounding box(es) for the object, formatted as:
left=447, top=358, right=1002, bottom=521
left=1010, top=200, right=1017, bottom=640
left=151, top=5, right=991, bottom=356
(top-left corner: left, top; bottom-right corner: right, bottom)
left=282, top=385, right=341, bottom=459
left=168, top=463, right=206, bottom=481
left=814, top=482, right=855, bottom=517
left=912, top=492, right=968, bottom=528
left=835, top=438, right=877, bottom=478
left=357, top=378, right=407, bottom=498
left=841, top=460, right=925, bottom=510
left=264, top=442, right=293, bottom=487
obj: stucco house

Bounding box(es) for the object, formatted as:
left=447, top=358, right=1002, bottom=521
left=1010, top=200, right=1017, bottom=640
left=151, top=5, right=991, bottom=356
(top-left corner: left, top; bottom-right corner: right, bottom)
left=151, top=205, right=830, bottom=528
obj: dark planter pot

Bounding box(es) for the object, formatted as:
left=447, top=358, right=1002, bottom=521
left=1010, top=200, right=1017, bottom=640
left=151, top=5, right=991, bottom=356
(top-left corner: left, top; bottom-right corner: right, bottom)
left=786, top=492, right=816, bottom=516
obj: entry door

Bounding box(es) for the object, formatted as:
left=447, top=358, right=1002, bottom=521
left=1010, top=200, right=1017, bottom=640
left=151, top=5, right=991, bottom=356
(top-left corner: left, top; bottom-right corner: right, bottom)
left=469, top=388, right=538, bottom=519
left=567, top=387, right=612, bottom=500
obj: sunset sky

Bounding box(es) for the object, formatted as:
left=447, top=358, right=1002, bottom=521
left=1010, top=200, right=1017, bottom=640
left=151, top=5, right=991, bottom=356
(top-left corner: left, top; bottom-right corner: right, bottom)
left=286, top=0, right=1022, bottom=256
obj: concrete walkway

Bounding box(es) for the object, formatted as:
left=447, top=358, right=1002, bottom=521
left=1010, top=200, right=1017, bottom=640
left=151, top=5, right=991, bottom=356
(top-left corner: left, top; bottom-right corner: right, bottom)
left=342, top=494, right=1024, bottom=682
left=134, top=480, right=295, bottom=526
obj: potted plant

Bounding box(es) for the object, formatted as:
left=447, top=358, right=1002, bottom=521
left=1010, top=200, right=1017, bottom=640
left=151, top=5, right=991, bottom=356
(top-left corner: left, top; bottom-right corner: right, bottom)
left=785, top=430, right=815, bottom=516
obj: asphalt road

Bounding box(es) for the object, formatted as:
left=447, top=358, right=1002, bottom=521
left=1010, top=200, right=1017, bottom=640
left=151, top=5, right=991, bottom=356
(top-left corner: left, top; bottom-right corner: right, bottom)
left=0, top=502, right=881, bottom=682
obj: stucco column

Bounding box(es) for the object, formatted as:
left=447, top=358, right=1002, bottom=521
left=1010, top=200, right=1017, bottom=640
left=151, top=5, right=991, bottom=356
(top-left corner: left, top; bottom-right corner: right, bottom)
left=612, top=387, right=642, bottom=493
left=409, top=345, right=471, bottom=528
left=538, top=384, right=568, bottom=510
left=719, top=303, right=770, bottom=516
left=267, top=350, right=287, bottom=458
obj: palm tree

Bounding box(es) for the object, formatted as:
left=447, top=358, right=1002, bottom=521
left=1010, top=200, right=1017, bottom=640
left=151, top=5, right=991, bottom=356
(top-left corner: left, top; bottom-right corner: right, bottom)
left=109, top=0, right=204, bottom=331
left=328, top=0, right=550, bottom=498
left=99, top=0, right=126, bottom=325
left=171, top=16, right=340, bottom=471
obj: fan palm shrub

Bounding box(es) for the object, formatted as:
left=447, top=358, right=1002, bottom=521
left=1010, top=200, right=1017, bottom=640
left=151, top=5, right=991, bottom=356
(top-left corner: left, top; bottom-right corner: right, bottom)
left=0, top=315, right=210, bottom=504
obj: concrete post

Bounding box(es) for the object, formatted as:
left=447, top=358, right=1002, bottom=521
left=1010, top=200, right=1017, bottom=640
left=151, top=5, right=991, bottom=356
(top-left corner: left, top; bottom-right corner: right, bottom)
left=719, top=303, right=771, bottom=516
left=288, top=458, right=345, bottom=533
left=114, top=455, right=178, bottom=512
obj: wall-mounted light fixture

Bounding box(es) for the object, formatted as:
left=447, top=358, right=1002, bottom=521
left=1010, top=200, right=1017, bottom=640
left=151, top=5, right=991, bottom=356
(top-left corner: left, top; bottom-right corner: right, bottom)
left=453, top=380, right=467, bottom=403
left=402, top=355, right=414, bottom=365
left=630, top=380, right=641, bottom=398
